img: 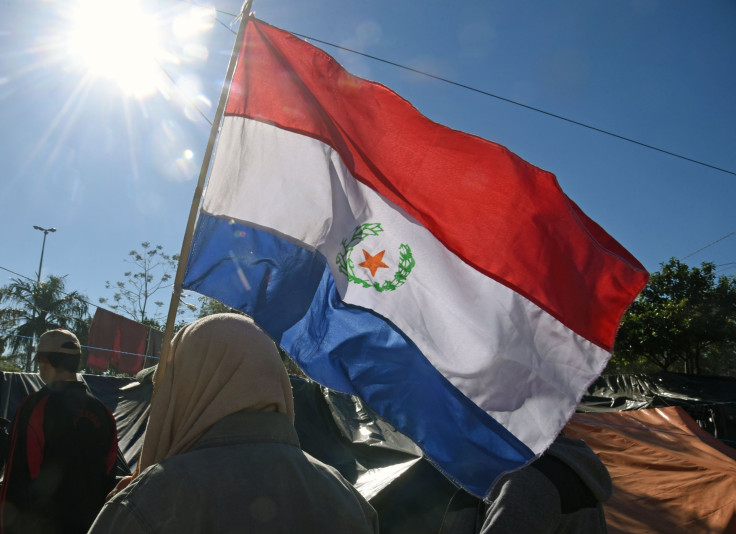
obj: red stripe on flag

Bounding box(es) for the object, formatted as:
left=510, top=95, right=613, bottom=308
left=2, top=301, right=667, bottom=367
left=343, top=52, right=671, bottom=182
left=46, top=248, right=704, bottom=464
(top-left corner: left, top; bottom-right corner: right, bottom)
left=226, top=18, right=648, bottom=351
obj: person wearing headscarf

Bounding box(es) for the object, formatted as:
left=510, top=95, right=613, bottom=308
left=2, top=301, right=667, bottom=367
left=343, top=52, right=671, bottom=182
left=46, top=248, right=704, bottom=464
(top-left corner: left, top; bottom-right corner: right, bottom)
left=88, top=313, right=378, bottom=534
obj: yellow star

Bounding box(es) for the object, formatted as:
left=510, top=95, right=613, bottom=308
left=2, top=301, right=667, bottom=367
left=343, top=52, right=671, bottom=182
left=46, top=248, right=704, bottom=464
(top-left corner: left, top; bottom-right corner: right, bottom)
left=359, top=249, right=389, bottom=277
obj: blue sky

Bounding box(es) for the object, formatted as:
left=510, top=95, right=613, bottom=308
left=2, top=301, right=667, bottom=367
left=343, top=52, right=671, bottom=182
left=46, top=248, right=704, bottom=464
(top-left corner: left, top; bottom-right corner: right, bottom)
left=1, top=0, right=734, bottom=324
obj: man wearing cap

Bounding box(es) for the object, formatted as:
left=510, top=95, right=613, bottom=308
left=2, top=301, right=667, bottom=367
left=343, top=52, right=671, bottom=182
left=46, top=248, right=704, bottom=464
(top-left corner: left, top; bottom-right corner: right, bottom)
left=0, top=329, right=119, bottom=534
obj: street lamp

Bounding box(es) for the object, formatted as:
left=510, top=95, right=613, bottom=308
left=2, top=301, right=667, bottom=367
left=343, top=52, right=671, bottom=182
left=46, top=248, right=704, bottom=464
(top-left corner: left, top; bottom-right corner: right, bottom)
left=26, top=225, right=56, bottom=371
left=33, top=225, right=56, bottom=285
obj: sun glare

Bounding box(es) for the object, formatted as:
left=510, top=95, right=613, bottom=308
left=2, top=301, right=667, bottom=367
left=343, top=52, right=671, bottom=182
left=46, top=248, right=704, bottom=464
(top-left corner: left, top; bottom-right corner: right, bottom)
left=68, top=0, right=163, bottom=97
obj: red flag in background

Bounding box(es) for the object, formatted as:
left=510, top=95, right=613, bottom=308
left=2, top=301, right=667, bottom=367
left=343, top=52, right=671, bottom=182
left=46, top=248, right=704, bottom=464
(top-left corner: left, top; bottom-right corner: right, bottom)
left=87, top=308, right=148, bottom=374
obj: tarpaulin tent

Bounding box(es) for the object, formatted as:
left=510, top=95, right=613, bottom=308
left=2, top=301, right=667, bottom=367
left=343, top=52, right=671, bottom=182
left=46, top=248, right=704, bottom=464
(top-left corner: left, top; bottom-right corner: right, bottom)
left=580, top=372, right=736, bottom=445
left=571, top=372, right=736, bottom=534
left=0, top=370, right=458, bottom=532
left=566, top=407, right=736, bottom=533
left=0, top=370, right=451, bottom=529
left=1, top=371, right=735, bottom=533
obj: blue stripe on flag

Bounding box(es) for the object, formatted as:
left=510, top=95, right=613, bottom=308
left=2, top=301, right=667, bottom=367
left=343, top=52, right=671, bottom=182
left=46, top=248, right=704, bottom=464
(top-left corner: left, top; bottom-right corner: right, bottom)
left=183, top=213, right=534, bottom=496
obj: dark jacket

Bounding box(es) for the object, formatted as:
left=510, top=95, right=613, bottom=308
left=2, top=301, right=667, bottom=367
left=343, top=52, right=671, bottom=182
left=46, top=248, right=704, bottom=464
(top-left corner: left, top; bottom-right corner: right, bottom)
left=0, top=381, right=118, bottom=534
left=89, top=410, right=379, bottom=534
left=441, top=435, right=612, bottom=534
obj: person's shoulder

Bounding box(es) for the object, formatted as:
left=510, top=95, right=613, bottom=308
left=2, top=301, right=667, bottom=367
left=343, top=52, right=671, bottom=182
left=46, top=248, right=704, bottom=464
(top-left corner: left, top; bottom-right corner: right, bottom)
left=299, top=451, right=379, bottom=532
left=51, top=380, right=98, bottom=402
left=26, top=384, right=50, bottom=398
left=107, top=465, right=160, bottom=504
left=17, top=387, right=49, bottom=411
left=108, top=461, right=203, bottom=517
left=300, top=451, right=367, bottom=497
left=301, top=450, right=344, bottom=477
left=92, top=467, right=176, bottom=534
left=46, top=380, right=86, bottom=397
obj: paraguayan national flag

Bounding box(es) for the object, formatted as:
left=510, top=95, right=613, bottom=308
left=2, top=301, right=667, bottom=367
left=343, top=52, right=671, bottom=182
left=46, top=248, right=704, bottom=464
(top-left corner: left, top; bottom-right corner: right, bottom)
left=182, top=17, right=649, bottom=498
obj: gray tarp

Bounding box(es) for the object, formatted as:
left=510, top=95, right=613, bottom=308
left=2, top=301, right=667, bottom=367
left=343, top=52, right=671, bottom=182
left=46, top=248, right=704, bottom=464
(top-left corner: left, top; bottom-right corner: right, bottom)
left=2, top=370, right=734, bottom=533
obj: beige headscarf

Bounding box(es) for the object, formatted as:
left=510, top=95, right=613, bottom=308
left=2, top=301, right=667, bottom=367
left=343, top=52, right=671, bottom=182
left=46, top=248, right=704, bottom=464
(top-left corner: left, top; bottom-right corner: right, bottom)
left=138, top=313, right=295, bottom=471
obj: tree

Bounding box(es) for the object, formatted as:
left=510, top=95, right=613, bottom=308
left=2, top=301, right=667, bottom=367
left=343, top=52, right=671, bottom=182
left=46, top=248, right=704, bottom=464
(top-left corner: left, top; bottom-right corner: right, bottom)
left=100, top=242, right=181, bottom=325
left=610, top=258, right=736, bottom=376
left=0, top=275, right=89, bottom=371
left=196, top=295, right=237, bottom=318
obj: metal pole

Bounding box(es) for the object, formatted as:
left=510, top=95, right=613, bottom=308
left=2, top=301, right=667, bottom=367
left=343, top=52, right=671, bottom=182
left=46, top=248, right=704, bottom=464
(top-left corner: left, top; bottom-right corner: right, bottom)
left=27, top=226, right=56, bottom=371
left=37, top=232, right=48, bottom=286
left=32, top=226, right=56, bottom=284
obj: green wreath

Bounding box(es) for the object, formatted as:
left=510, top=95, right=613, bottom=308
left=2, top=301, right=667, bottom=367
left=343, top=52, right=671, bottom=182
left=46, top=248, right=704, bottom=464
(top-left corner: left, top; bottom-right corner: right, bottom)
left=336, top=222, right=415, bottom=292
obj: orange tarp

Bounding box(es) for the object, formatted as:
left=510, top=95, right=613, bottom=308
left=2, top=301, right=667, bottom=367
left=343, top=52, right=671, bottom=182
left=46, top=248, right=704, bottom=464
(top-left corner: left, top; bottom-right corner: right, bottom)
left=565, top=406, right=736, bottom=534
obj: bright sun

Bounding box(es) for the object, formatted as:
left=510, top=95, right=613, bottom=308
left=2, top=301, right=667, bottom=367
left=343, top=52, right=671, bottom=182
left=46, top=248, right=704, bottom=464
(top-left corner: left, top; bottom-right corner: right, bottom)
left=68, top=0, right=163, bottom=97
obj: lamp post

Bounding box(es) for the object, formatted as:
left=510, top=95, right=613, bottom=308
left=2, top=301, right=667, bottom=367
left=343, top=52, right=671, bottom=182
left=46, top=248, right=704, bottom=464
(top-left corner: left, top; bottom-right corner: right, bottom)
left=33, top=225, right=56, bottom=285
left=25, top=225, right=56, bottom=371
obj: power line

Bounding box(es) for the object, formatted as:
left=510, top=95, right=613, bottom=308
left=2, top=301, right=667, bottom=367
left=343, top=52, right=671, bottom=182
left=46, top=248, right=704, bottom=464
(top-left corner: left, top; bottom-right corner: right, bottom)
left=214, top=7, right=238, bottom=19
left=185, top=5, right=736, bottom=177
left=154, top=5, right=240, bottom=126
left=4, top=333, right=158, bottom=361
left=0, top=343, right=728, bottom=444
left=0, top=265, right=100, bottom=314
left=0, top=264, right=198, bottom=324
left=156, top=60, right=213, bottom=126
left=681, top=232, right=736, bottom=260
left=2, top=331, right=730, bottom=445
left=295, top=33, right=735, bottom=177
left=211, top=7, right=239, bottom=33
left=0, top=265, right=35, bottom=283
left=716, top=263, right=736, bottom=274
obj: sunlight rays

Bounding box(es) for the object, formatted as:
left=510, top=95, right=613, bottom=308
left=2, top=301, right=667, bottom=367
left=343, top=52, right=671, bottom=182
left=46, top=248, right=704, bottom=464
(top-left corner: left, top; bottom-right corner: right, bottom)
left=7, top=0, right=222, bottom=189
left=20, top=71, right=97, bottom=180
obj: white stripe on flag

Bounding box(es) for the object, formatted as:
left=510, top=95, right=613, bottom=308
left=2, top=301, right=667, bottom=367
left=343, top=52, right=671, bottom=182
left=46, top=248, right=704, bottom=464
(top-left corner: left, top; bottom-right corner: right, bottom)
left=202, top=117, right=608, bottom=452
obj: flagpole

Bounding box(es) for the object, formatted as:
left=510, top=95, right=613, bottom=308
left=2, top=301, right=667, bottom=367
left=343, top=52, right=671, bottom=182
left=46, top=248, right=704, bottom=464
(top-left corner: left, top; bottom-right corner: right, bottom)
left=157, top=1, right=252, bottom=380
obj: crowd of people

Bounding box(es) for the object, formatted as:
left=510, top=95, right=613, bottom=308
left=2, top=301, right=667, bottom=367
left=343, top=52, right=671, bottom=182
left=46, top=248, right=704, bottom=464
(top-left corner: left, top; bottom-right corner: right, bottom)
left=0, top=315, right=611, bottom=533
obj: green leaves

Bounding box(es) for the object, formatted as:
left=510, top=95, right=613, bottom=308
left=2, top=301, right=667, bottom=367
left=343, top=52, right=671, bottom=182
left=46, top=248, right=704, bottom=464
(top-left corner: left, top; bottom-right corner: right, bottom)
left=99, top=242, right=180, bottom=323
left=336, top=223, right=415, bottom=293
left=611, top=258, right=736, bottom=376
left=0, top=275, right=89, bottom=370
